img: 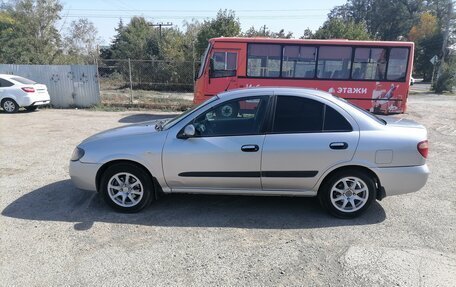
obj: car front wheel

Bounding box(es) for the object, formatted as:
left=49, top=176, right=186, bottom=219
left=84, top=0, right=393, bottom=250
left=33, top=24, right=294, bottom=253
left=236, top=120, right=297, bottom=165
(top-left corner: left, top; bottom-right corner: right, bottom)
left=100, top=163, right=154, bottom=212
left=319, top=169, right=375, bottom=218
left=2, top=99, right=19, bottom=113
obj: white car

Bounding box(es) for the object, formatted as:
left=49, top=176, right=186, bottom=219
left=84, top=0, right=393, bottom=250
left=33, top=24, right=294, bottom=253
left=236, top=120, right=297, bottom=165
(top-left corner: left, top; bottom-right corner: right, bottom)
left=0, top=74, right=51, bottom=113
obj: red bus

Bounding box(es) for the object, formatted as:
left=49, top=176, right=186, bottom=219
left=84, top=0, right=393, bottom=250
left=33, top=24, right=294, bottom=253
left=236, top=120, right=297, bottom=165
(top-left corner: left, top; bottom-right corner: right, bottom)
left=194, top=37, right=414, bottom=114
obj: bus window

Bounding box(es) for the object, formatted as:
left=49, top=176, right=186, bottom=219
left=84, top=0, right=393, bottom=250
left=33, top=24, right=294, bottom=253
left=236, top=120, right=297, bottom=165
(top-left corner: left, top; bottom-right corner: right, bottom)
left=317, top=46, right=352, bottom=80
left=387, top=48, right=409, bottom=81
left=282, top=46, right=317, bottom=78
left=247, top=44, right=281, bottom=77
left=352, top=48, right=387, bottom=80
left=210, top=51, right=237, bottom=78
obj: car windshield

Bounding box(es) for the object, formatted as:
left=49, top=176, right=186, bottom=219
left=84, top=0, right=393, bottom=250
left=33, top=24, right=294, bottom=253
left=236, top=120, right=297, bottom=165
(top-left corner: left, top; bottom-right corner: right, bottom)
left=11, top=76, right=36, bottom=85
left=161, top=96, right=219, bottom=130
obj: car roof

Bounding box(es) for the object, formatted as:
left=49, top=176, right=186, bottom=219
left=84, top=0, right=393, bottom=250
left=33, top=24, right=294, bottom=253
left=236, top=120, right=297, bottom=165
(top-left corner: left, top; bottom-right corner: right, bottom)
left=0, top=74, right=16, bottom=79
left=217, top=87, right=337, bottom=101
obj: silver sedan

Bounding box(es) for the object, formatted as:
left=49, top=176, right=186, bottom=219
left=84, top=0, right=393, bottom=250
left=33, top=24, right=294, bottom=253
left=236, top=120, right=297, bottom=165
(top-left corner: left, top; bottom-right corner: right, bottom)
left=69, top=87, right=429, bottom=218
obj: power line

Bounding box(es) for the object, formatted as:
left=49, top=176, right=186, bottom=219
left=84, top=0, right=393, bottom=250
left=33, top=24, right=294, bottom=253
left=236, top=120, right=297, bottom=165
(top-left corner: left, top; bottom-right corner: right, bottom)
left=62, top=8, right=332, bottom=12
left=61, top=14, right=327, bottom=19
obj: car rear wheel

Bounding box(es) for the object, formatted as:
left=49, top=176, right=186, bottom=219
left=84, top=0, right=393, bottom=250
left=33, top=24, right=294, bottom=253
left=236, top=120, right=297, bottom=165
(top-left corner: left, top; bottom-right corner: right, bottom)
left=25, top=106, right=38, bottom=112
left=100, top=163, right=154, bottom=213
left=2, top=99, right=19, bottom=113
left=319, top=169, right=375, bottom=218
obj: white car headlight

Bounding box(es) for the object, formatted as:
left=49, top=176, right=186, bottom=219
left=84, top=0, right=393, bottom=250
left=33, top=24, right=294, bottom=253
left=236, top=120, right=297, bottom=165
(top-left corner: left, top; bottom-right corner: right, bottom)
left=70, top=147, right=85, bottom=161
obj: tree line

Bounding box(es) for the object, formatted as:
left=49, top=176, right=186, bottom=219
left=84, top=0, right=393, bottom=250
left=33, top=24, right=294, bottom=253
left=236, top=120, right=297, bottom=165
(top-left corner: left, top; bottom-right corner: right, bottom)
left=1, top=0, right=454, bottom=92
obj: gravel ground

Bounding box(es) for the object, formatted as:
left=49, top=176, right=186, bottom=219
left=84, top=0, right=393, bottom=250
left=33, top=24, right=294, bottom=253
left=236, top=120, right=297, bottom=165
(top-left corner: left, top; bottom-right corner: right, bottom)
left=1, top=94, right=455, bottom=286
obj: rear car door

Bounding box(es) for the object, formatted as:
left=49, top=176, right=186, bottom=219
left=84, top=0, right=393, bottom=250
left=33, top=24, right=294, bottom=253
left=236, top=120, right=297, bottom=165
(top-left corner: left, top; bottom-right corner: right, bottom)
left=261, top=94, right=360, bottom=191
left=162, top=93, right=270, bottom=191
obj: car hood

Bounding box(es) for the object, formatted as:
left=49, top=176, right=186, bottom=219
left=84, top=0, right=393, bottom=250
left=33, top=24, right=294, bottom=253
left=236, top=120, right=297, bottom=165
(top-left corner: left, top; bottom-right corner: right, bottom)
left=378, top=116, right=425, bottom=129
left=81, top=119, right=169, bottom=144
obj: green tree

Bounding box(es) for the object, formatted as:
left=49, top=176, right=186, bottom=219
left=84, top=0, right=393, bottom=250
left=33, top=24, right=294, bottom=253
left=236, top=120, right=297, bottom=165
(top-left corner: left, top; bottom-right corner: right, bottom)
left=108, top=17, right=159, bottom=60
left=329, top=0, right=423, bottom=40
left=63, top=18, right=100, bottom=64
left=195, top=9, right=241, bottom=57
left=243, top=26, right=293, bottom=38
left=2, top=0, right=63, bottom=64
left=312, top=18, right=371, bottom=40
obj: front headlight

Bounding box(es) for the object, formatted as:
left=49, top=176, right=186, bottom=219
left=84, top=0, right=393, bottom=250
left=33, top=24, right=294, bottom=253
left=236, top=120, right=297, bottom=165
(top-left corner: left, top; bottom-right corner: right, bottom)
left=70, top=147, right=85, bottom=161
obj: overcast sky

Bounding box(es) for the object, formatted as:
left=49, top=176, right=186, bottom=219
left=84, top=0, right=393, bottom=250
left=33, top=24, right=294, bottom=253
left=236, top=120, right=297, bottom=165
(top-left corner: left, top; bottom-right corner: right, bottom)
left=60, top=0, right=347, bottom=45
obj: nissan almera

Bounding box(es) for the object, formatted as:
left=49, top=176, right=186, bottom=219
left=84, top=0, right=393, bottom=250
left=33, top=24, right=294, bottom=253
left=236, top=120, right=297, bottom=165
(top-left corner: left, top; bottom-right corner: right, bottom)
left=70, top=87, right=429, bottom=218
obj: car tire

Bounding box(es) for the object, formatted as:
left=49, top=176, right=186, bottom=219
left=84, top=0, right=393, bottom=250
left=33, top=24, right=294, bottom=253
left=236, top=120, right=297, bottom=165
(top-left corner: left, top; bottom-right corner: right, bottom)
left=318, top=169, right=375, bottom=219
left=100, top=163, right=154, bottom=213
left=25, top=106, right=38, bottom=112
left=1, top=99, right=19, bottom=113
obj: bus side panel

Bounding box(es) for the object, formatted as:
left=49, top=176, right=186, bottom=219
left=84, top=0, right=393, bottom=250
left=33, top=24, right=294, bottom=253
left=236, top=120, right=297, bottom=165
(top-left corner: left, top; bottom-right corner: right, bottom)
left=235, top=78, right=408, bottom=114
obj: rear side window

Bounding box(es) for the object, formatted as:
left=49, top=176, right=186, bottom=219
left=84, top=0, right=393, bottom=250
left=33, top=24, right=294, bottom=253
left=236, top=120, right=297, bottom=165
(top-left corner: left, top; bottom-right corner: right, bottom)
left=324, top=105, right=352, bottom=132
left=0, top=78, right=14, bottom=87
left=247, top=44, right=281, bottom=77
left=273, top=96, right=324, bottom=133
left=273, top=96, right=352, bottom=133
left=11, top=76, right=36, bottom=84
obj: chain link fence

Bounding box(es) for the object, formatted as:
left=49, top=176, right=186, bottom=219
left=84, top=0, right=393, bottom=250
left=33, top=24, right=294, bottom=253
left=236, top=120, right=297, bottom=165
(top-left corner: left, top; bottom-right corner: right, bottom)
left=97, top=59, right=200, bottom=110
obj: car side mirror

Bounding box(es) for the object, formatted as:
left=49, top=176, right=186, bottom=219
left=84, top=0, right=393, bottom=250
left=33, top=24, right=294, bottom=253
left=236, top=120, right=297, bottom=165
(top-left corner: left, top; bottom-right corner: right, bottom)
left=177, top=124, right=196, bottom=139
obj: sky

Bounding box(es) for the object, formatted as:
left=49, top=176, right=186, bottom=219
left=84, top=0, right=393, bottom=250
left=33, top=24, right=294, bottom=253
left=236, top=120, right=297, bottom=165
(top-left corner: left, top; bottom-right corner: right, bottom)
left=60, top=0, right=347, bottom=45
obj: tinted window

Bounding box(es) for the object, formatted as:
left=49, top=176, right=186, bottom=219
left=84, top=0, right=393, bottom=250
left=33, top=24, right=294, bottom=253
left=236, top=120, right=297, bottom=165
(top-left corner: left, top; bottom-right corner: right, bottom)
left=352, top=48, right=387, bottom=80
left=11, top=76, right=36, bottom=84
left=192, top=96, right=268, bottom=137
left=0, top=78, right=14, bottom=87
left=387, top=48, right=409, bottom=81
left=273, top=96, right=324, bottom=133
left=282, top=46, right=317, bottom=78
left=247, top=44, right=281, bottom=77
left=317, top=46, right=352, bottom=79
left=324, top=105, right=352, bottom=131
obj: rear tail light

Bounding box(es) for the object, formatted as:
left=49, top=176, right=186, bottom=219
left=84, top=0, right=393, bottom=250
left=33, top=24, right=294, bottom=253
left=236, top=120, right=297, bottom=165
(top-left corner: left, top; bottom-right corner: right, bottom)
left=417, top=140, right=429, bottom=158
left=21, top=87, right=35, bottom=93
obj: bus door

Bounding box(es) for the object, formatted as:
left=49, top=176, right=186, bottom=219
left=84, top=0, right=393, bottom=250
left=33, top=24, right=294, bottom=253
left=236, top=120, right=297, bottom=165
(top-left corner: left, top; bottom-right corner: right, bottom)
left=206, top=49, right=239, bottom=96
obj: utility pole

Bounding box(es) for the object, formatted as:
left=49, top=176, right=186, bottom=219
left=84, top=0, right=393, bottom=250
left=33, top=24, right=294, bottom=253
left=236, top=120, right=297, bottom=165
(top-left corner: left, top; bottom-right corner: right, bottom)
left=150, top=22, right=173, bottom=41
left=436, top=1, right=454, bottom=80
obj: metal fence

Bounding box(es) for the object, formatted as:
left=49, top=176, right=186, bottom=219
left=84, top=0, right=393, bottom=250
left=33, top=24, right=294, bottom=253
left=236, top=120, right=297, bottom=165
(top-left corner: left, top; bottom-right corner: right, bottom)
left=0, top=64, right=100, bottom=108
left=97, top=59, right=200, bottom=106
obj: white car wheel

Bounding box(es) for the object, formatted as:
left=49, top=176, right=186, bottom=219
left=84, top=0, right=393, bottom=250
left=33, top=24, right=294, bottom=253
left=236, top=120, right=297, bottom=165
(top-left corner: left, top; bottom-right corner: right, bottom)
left=2, top=99, right=19, bottom=113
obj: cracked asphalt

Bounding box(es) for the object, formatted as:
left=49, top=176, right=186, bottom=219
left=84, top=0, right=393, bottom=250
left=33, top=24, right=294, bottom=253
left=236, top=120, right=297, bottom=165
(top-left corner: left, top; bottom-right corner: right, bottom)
left=1, top=94, right=455, bottom=286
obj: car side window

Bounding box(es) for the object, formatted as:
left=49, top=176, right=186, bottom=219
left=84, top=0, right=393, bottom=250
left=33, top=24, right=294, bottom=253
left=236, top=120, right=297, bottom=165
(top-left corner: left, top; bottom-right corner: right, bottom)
left=191, top=96, right=269, bottom=137
left=0, top=79, right=14, bottom=87
left=323, top=105, right=353, bottom=132
left=273, top=96, right=324, bottom=133
left=273, top=96, right=352, bottom=133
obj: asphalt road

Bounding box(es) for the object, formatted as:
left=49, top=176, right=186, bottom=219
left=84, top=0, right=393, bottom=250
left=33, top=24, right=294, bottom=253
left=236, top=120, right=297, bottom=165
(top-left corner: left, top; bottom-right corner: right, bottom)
left=1, top=94, right=455, bottom=286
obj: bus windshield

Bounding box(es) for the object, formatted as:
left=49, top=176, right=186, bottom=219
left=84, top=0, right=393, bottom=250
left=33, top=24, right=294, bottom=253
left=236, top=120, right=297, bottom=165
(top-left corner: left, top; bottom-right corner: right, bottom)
left=197, top=43, right=211, bottom=79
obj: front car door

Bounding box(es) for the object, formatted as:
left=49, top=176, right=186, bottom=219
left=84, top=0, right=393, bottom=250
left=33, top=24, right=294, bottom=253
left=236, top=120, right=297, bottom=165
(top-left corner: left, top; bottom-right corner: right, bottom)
left=261, top=94, right=360, bottom=191
left=162, top=92, right=271, bottom=192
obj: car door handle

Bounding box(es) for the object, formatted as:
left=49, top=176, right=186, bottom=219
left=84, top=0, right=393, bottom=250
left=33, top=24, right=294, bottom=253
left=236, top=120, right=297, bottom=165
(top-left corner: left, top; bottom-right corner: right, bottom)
left=241, top=144, right=259, bottom=152
left=329, top=142, right=348, bottom=150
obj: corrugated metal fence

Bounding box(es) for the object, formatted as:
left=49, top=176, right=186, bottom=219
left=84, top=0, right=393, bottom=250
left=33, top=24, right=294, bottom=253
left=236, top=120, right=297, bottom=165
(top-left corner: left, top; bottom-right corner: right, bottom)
left=0, top=64, right=100, bottom=108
